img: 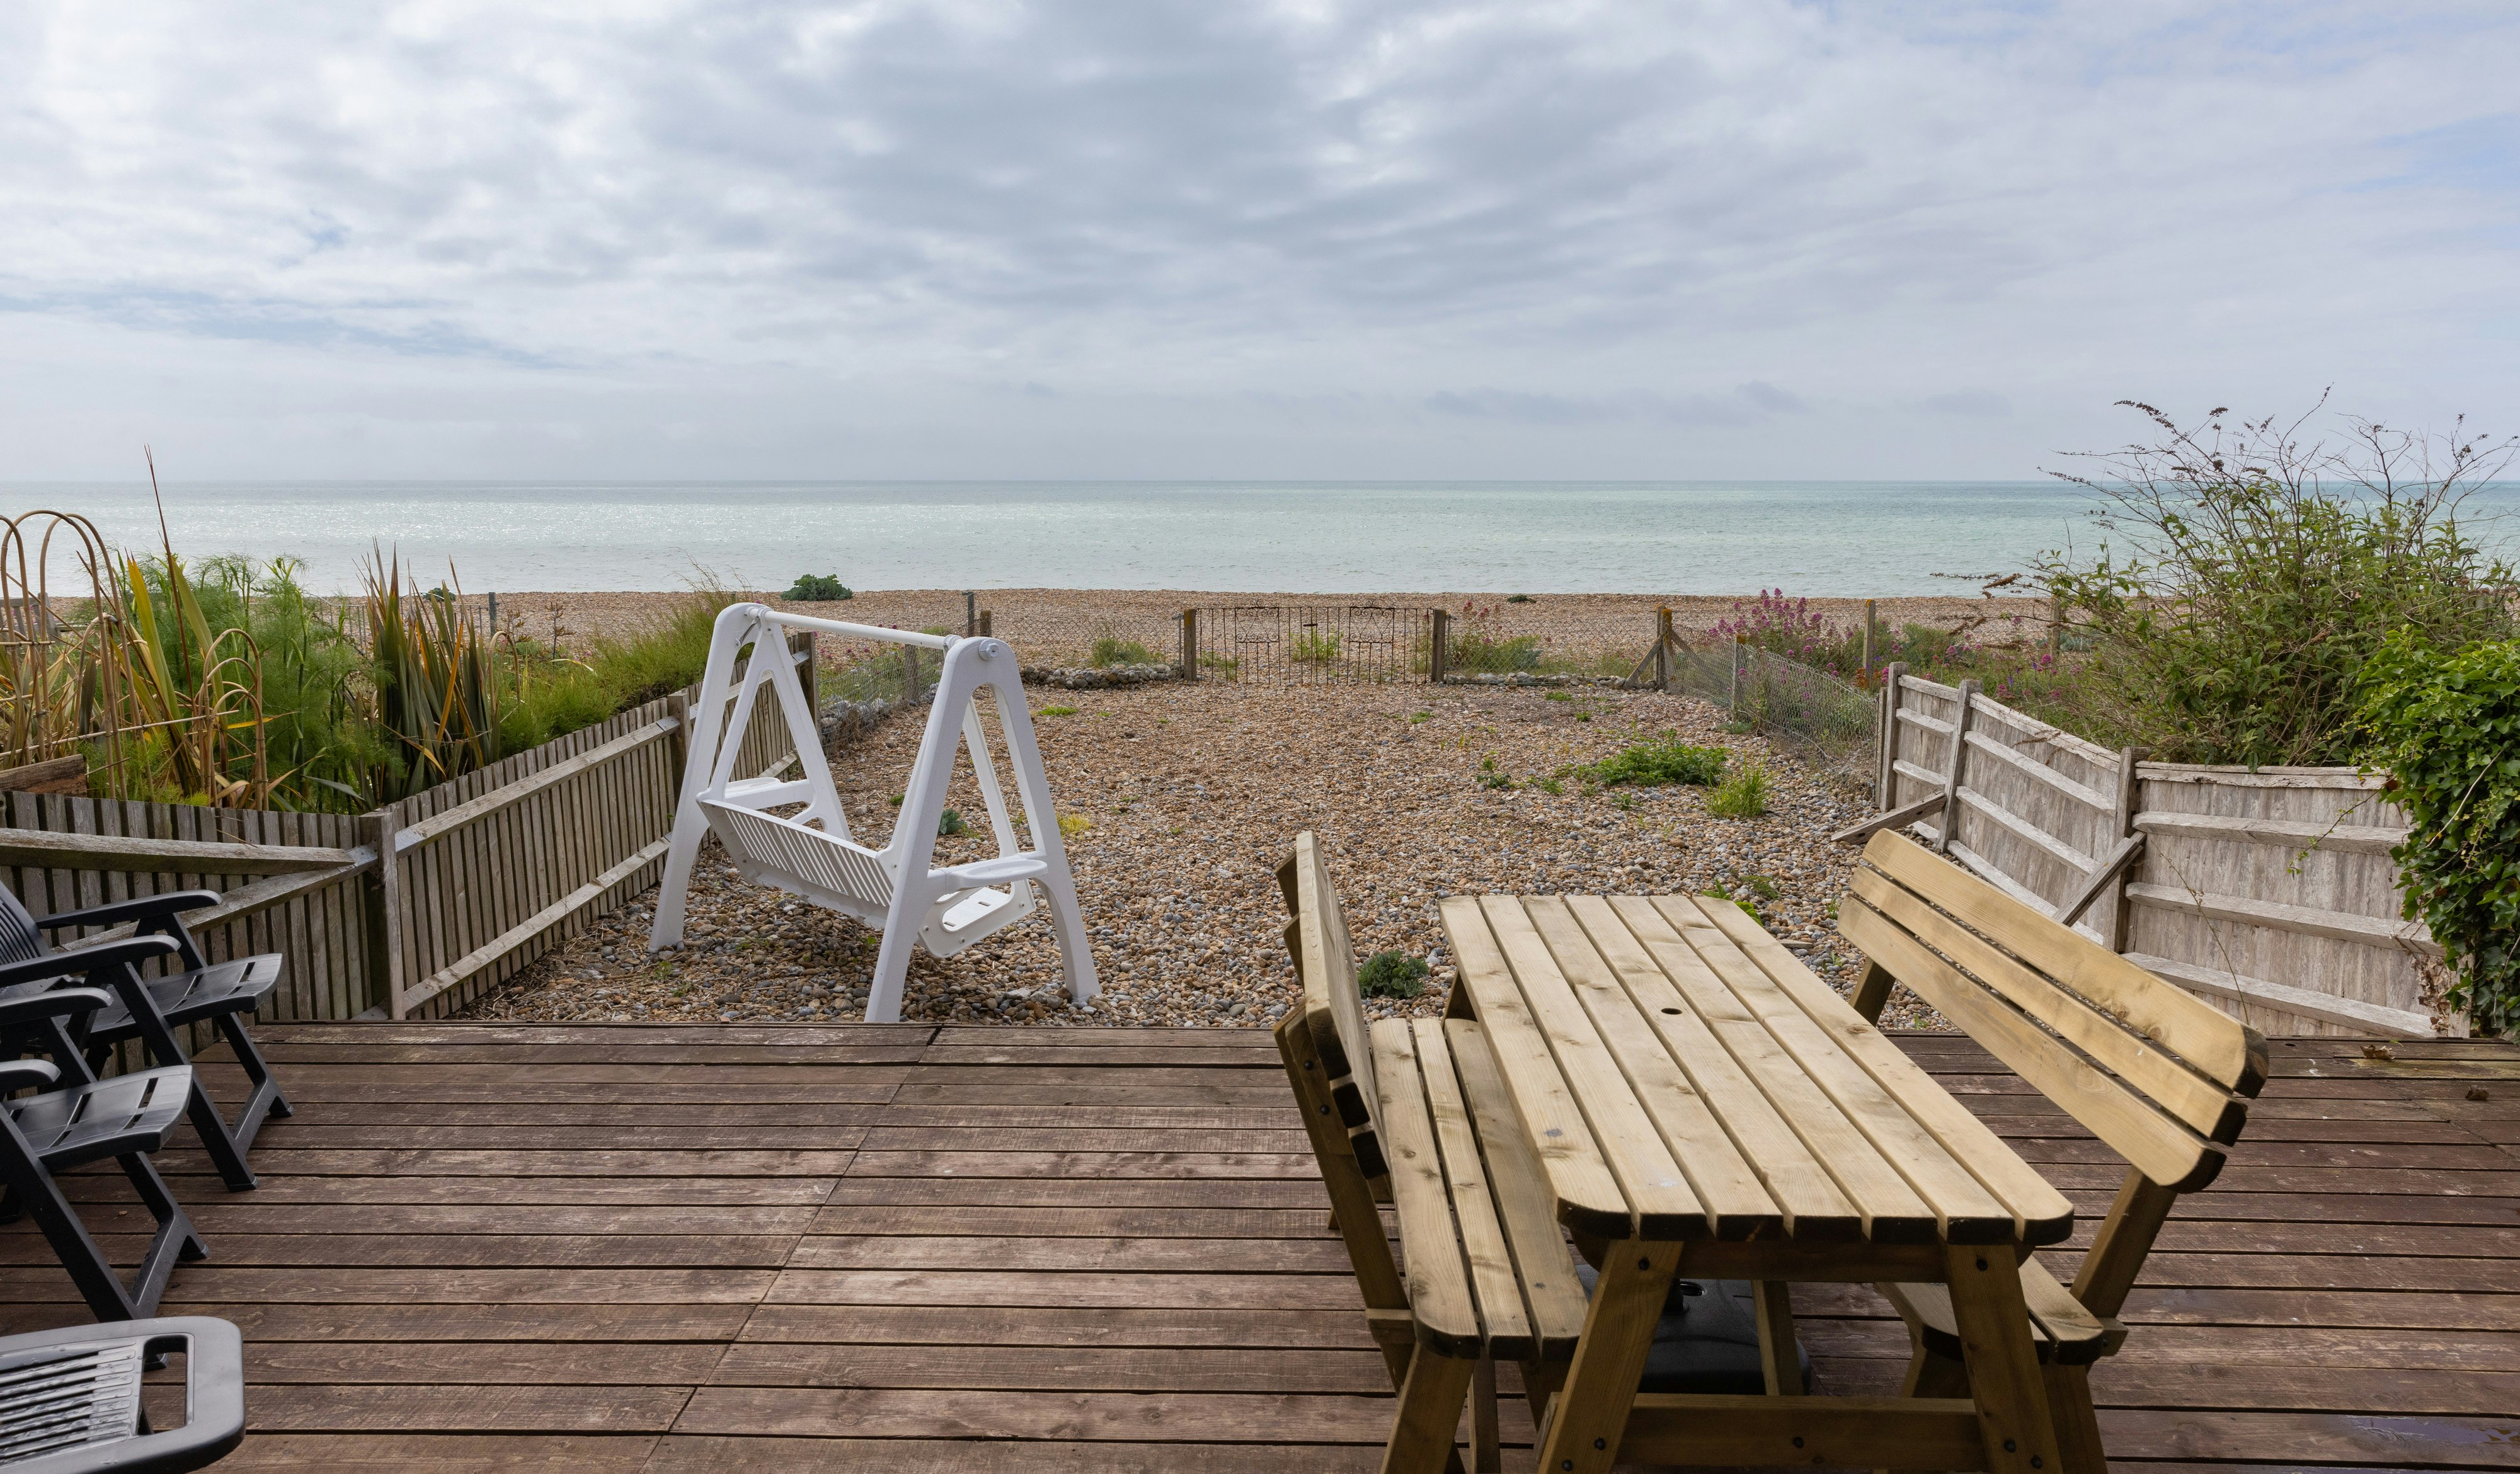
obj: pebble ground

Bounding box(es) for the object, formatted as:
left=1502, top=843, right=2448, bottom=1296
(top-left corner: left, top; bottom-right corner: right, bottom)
left=461, top=679, right=1942, bottom=1029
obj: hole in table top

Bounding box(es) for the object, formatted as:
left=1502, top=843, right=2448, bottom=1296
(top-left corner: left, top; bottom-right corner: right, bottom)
left=1661, top=1007, right=1681, bottom=1015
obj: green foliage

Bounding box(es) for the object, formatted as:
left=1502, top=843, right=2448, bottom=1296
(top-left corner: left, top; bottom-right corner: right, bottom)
left=1197, top=652, right=1240, bottom=677
left=2359, top=632, right=2520, bottom=1036
left=1036, top=704, right=1080, bottom=717
left=938, top=808, right=968, bottom=837
left=1707, top=763, right=1772, bottom=819
left=1290, top=628, right=1340, bottom=664
left=1506, top=594, right=1533, bottom=603
left=784, top=574, right=852, bottom=602
left=1581, top=736, right=1728, bottom=789
left=1744, top=874, right=1782, bottom=901
left=1358, top=950, right=1429, bottom=999
left=1409, top=711, right=1431, bottom=723
left=1537, top=777, right=1564, bottom=796
left=2040, top=399, right=2516, bottom=765
left=1544, top=690, right=1571, bottom=702
left=1090, top=637, right=1158, bottom=667
left=496, top=593, right=731, bottom=754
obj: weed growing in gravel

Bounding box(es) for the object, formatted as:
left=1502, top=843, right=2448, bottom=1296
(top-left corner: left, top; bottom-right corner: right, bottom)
left=938, top=809, right=968, bottom=837
left=1358, top=950, right=1430, bottom=998
left=1090, top=637, right=1157, bottom=666
left=1036, top=705, right=1080, bottom=717
left=1506, top=593, right=1534, bottom=603
left=1744, top=874, right=1782, bottom=901
left=1290, top=628, right=1341, bottom=663
left=1707, top=763, right=1772, bottom=819
left=1545, top=690, right=1572, bottom=702
left=1198, top=653, right=1240, bottom=677
left=1059, top=814, right=1091, bottom=838
left=1704, top=888, right=1762, bottom=923
left=888, top=792, right=903, bottom=806
left=1581, top=737, right=1728, bottom=789
left=1537, top=777, right=1564, bottom=795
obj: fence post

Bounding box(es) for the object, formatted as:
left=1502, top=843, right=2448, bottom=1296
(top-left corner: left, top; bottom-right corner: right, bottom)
left=1428, top=609, right=1450, bottom=684
left=1728, top=637, right=1743, bottom=719
left=1877, top=661, right=1907, bottom=811
left=1181, top=608, right=1198, bottom=680
left=665, top=694, right=691, bottom=801
left=360, top=804, right=407, bottom=1020
left=1861, top=598, right=1876, bottom=679
left=1935, top=678, right=1981, bottom=855
left=1655, top=608, right=1673, bottom=692
left=965, top=591, right=976, bottom=637
left=2101, top=746, right=2146, bottom=953
left=978, top=610, right=992, bottom=638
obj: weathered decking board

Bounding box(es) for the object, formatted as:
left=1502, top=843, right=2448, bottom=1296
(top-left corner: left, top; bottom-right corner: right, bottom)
left=5, top=1023, right=2515, bottom=1470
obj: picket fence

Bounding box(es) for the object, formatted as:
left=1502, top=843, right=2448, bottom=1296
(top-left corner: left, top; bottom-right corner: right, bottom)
left=0, top=637, right=810, bottom=1024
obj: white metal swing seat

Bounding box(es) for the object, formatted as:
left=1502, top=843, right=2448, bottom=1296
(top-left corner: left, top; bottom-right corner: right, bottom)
left=648, top=603, right=1096, bottom=1023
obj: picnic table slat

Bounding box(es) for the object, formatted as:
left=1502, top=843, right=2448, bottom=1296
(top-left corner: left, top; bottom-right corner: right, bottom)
left=1475, top=896, right=1709, bottom=1240
left=1444, top=1019, right=1588, bottom=1356
left=1521, top=896, right=1782, bottom=1239
left=1655, top=895, right=2020, bottom=1245
left=1603, top=896, right=1939, bottom=1243
left=1563, top=894, right=1862, bottom=1240
left=1440, top=896, right=1636, bottom=1239
left=1690, top=893, right=2076, bottom=1244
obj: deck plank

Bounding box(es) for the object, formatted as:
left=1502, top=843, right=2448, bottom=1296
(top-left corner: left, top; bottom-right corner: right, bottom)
left=13, top=1019, right=2509, bottom=1471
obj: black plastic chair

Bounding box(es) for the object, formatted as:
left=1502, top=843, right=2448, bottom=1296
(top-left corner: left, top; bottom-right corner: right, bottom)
left=0, top=1317, right=243, bottom=1471
left=0, top=891, right=289, bottom=1192
left=0, top=991, right=206, bottom=1323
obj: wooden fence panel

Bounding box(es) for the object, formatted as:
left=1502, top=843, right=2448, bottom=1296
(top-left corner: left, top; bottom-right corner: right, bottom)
left=1, top=634, right=816, bottom=1032
left=1878, top=673, right=2449, bottom=1039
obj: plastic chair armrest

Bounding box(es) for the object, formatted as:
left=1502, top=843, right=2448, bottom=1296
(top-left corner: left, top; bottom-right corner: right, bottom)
left=0, top=1057, right=60, bottom=1093
left=0, top=986, right=115, bottom=1028
left=938, top=855, right=1049, bottom=887
left=0, top=937, right=180, bottom=991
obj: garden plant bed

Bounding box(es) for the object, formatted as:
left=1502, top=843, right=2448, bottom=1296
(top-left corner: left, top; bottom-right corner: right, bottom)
left=464, top=680, right=1940, bottom=1029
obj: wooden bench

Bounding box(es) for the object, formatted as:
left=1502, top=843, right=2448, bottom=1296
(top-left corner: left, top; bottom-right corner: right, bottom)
left=1272, top=832, right=1585, bottom=1474
left=1836, top=829, right=2269, bottom=1470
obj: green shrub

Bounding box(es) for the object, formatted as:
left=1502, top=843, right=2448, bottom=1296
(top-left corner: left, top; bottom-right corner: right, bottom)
left=785, top=574, right=852, bottom=602
left=1707, top=763, right=1771, bottom=819
left=1036, top=704, right=1080, bottom=717
left=1506, top=594, right=1533, bottom=603
left=938, top=808, right=968, bottom=837
left=1090, top=637, right=1157, bottom=667
left=1290, top=629, right=1340, bottom=664
left=1583, top=737, right=1727, bottom=788
left=2039, top=399, right=2515, bottom=765
left=1358, top=950, right=1429, bottom=999
left=2359, top=632, right=2520, bottom=1035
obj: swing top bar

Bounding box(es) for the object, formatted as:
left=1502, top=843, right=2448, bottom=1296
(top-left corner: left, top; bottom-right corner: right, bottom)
left=741, top=605, right=956, bottom=651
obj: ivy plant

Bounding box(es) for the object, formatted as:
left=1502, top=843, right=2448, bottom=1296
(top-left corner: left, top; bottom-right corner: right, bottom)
left=2359, top=631, right=2520, bottom=1037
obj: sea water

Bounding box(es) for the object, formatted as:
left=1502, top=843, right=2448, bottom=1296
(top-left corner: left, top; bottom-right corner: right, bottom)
left=16, top=479, right=2517, bottom=595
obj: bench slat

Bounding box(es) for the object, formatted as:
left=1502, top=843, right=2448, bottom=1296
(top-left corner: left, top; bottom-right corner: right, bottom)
left=1837, top=894, right=2222, bottom=1192
left=1605, top=896, right=1938, bottom=1244
left=1371, top=1020, right=1484, bottom=1357
left=1688, top=897, right=2074, bottom=1245
left=1412, top=1018, right=1535, bottom=1361
left=1863, top=830, right=2265, bottom=1094
left=1657, top=896, right=2019, bottom=1247
left=1565, top=896, right=1857, bottom=1240
left=1446, top=1019, right=1588, bottom=1357
left=1851, top=867, right=2247, bottom=1144
left=1523, top=897, right=1781, bottom=1239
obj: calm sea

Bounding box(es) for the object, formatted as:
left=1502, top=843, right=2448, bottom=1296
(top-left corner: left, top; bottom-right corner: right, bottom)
left=14, top=479, right=2518, bottom=596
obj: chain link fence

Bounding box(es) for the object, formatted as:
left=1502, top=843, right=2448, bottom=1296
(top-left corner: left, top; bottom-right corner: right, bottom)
left=1675, top=640, right=1878, bottom=788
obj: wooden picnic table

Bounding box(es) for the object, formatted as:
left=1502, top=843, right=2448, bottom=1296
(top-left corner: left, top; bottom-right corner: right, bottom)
left=1438, top=891, right=2078, bottom=1474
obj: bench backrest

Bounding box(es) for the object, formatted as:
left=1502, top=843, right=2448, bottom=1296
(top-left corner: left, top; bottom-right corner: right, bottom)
left=1276, top=831, right=1387, bottom=1179
left=1840, top=830, right=2267, bottom=1194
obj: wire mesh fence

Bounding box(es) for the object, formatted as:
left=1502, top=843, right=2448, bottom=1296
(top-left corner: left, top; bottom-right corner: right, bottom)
left=1188, top=605, right=1432, bottom=683
left=1674, top=640, right=1879, bottom=787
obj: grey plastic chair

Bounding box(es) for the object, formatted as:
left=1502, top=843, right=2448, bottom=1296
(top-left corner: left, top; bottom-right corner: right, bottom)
left=0, top=1317, right=243, bottom=1471
left=0, top=890, right=289, bottom=1192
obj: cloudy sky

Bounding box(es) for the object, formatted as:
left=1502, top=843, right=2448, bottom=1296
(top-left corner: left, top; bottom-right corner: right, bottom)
left=4, top=1, right=2516, bottom=481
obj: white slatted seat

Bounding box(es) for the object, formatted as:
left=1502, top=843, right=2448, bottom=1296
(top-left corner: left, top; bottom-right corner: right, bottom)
left=650, top=603, right=1096, bottom=1022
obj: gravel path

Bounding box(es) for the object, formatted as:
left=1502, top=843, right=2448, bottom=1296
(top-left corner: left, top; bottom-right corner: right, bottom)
left=461, top=679, right=1941, bottom=1029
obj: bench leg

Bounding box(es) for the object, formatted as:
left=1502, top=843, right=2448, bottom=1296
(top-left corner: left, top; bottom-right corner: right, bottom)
left=1754, top=1279, right=1801, bottom=1394
left=1383, top=1345, right=1476, bottom=1474
left=117, top=1151, right=209, bottom=1317
left=2042, top=1361, right=2108, bottom=1474
left=1469, top=1358, right=1500, bottom=1473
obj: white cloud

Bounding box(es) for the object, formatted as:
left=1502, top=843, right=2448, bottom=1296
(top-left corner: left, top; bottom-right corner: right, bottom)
left=1, top=0, right=2515, bottom=478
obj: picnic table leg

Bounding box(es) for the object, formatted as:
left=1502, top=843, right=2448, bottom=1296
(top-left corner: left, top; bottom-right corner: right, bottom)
left=1753, top=1280, right=1800, bottom=1394
left=1943, top=1245, right=2063, bottom=1474
left=1382, top=1345, right=1477, bottom=1474
left=1533, top=1238, right=1681, bottom=1474
left=1470, top=1358, right=1501, bottom=1473
left=2041, top=1363, right=2108, bottom=1474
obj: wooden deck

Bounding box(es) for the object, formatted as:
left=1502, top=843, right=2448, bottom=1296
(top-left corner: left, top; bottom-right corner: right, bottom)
left=7, top=1022, right=2517, bottom=1471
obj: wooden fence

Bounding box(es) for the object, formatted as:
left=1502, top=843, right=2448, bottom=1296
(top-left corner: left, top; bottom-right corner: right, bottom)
left=0, top=637, right=810, bottom=1024
left=1876, top=668, right=2448, bottom=1039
